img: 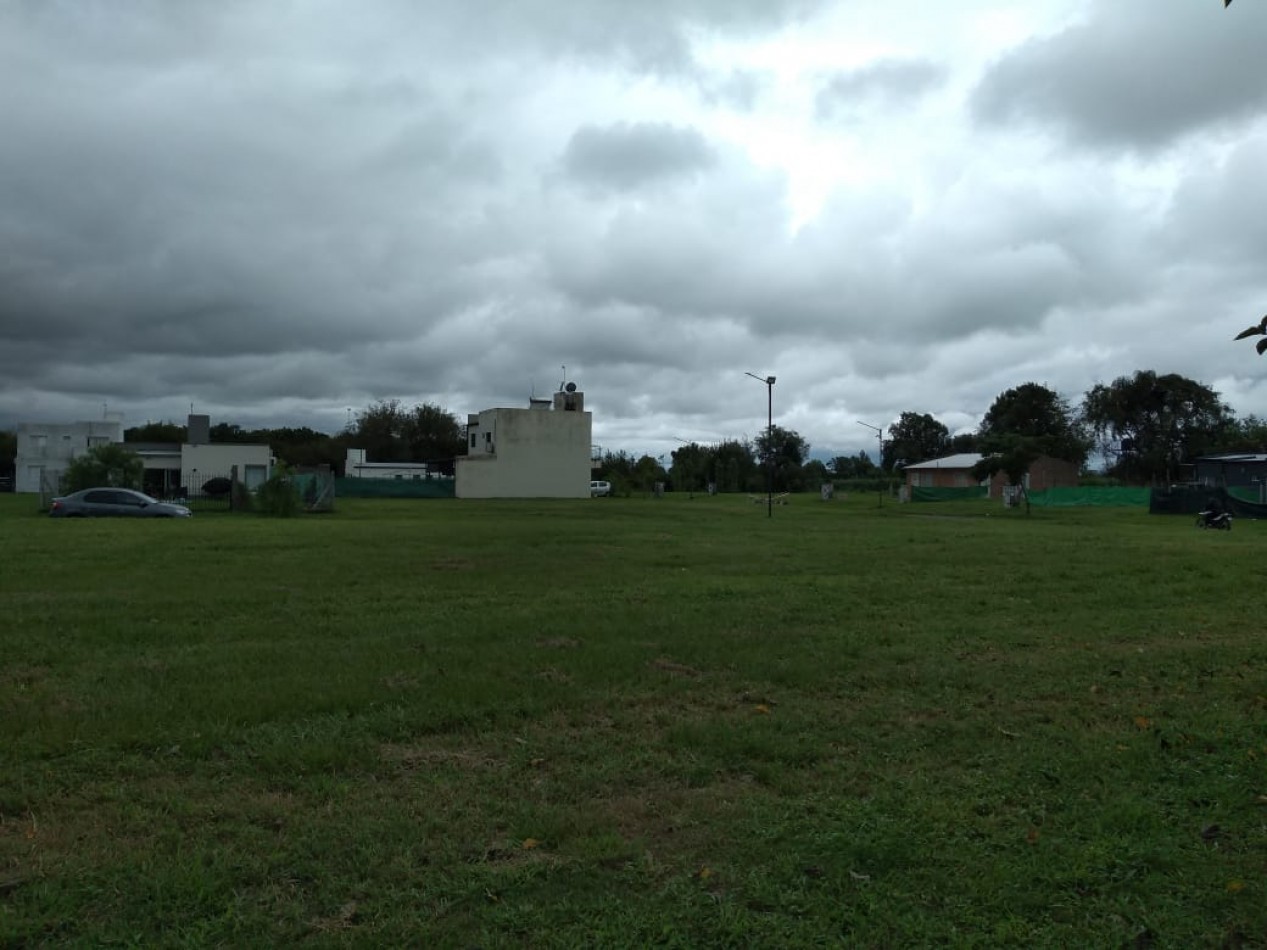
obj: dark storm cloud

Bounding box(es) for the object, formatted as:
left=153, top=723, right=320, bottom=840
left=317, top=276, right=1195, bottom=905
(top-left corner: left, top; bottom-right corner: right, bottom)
left=972, top=0, right=1267, bottom=150
left=815, top=59, right=946, bottom=119
left=562, top=122, right=717, bottom=191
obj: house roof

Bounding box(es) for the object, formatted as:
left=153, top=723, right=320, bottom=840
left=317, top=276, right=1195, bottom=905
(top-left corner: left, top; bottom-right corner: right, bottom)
left=1196, top=453, right=1267, bottom=463
left=903, top=453, right=983, bottom=471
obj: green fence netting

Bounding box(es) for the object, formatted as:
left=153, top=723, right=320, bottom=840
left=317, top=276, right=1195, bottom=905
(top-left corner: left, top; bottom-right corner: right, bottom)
left=1027, top=487, right=1149, bottom=507
left=1150, top=486, right=1267, bottom=518
left=334, top=477, right=455, bottom=499
left=910, top=486, right=1149, bottom=506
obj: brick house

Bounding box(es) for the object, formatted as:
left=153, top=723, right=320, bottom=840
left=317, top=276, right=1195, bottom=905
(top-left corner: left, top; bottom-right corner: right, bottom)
left=904, top=453, right=1079, bottom=498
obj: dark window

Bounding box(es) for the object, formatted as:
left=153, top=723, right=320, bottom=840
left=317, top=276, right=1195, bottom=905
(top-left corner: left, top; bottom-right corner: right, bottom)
left=84, top=490, right=114, bottom=503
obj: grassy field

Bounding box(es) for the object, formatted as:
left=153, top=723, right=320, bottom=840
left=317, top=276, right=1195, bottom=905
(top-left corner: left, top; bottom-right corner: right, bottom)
left=1, top=492, right=1264, bottom=947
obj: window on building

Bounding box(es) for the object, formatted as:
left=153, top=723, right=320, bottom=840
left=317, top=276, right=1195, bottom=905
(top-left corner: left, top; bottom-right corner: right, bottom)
left=243, top=465, right=267, bottom=490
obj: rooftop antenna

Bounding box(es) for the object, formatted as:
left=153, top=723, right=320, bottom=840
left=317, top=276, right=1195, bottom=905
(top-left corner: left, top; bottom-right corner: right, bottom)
left=559, top=365, right=567, bottom=391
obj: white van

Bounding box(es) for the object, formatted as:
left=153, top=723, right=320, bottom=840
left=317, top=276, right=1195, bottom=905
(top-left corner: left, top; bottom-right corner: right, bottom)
left=590, top=480, right=612, bottom=497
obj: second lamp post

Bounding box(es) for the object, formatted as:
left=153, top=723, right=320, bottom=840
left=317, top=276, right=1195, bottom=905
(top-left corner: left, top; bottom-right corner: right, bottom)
left=745, top=372, right=776, bottom=517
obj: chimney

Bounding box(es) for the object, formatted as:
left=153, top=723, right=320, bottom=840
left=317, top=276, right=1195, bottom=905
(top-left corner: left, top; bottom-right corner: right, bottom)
left=188, top=414, right=211, bottom=444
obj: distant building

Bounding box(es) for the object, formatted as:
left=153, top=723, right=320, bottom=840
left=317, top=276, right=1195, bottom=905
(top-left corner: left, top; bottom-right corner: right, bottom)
left=344, top=448, right=440, bottom=481
left=1192, top=453, right=1267, bottom=493
left=455, top=386, right=592, bottom=499
left=14, top=415, right=125, bottom=493
left=903, top=452, right=1078, bottom=498
left=14, top=413, right=271, bottom=496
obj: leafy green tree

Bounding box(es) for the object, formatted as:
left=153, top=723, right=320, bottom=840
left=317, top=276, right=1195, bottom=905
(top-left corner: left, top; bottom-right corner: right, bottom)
left=979, top=382, right=1089, bottom=464
left=754, top=425, right=809, bottom=491
left=829, top=451, right=877, bottom=479
left=1081, top=371, right=1234, bottom=484
left=209, top=423, right=249, bottom=443
left=883, top=412, right=949, bottom=471
left=402, top=403, right=465, bottom=475
left=124, top=421, right=187, bottom=443
left=254, top=463, right=301, bottom=517
left=669, top=442, right=713, bottom=492
left=711, top=439, right=758, bottom=493
left=351, top=399, right=408, bottom=462
left=971, top=434, right=1044, bottom=515
left=631, top=454, right=668, bottom=492
left=258, top=427, right=343, bottom=470
left=1215, top=414, right=1267, bottom=453
left=948, top=432, right=980, bottom=454
left=62, top=444, right=143, bottom=493
left=802, top=459, right=829, bottom=486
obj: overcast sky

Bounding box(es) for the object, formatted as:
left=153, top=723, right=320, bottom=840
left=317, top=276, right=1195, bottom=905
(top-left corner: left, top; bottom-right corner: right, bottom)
left=3, top=0, right=1265, bottom=461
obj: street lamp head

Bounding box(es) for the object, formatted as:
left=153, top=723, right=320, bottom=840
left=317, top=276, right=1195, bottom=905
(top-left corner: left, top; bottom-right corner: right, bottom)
left=766, top=376, right=776, bottom=386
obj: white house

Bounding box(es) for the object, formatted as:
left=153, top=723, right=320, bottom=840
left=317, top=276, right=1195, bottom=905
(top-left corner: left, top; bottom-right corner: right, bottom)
left=344, top=448, right=441, bottom=481
left=14, top=413, right=272, bottom=495
left=14, top=415, right=125, bottom=494
left=455, top=386, right=592, bottom=499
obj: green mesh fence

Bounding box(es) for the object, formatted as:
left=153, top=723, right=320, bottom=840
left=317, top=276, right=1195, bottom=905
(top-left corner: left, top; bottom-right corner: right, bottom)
left=1026, top=487, right=1149, bottom=507
left=910, top=486, right=1149, bottom=506
left=1151, top=486, right=1267, bottom=518
left=334, top=477, right=455, bottom=499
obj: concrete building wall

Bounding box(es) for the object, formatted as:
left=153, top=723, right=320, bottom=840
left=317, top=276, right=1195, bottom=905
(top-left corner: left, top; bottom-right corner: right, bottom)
left=14, top=418, right=124, bottom=493
left=181, top=443, right=272, bottom=489
left=456, top=402, right=591, bottom=499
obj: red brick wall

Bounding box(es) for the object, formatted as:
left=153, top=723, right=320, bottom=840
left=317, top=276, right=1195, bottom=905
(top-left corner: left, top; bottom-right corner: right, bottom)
left=906, top=456, right=1079, bottom=497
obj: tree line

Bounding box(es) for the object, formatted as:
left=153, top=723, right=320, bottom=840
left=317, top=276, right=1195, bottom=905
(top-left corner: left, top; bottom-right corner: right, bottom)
left=2, top=368, right=1262, bottom=491
left=658, top=368, right=1266, bottom=494
left=876, top=369, right=1265, bottom=486
left=118, top=399, right=465, bottom=475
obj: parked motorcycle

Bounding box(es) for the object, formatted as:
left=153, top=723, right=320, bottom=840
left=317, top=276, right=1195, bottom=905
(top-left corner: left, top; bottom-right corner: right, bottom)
left=1196, top=509, right=1233, bottom=530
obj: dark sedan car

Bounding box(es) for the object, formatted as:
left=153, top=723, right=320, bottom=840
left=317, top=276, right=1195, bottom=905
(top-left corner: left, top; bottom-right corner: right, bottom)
left=49, top=488, right=193, bottom=518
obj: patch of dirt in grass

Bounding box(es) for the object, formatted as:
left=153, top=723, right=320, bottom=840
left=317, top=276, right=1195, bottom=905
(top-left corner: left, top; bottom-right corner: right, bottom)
left=380, top=742, right=504, bottom=773
left=535, top=667, right=573, bottom=684
left=597, top=777, right=769, bottom=867
left=309, top=900, right=363, bottom=935
left=1, top=664, right=51, bottom=688
left=536, top=636, right=581, bottom=649
left=382, top=673, right=419, bottom=690
left=649, top=657, right=702, bottom=677
left=474, top=839, right=560, bottom=871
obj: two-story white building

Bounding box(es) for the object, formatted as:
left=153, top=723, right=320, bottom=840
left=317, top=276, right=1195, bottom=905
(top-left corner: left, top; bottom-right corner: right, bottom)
left=14, top=416, right=125, bottom=494
left=14, top=413, right=272, bottom=496
left=455, top=386, right=592, bottom=499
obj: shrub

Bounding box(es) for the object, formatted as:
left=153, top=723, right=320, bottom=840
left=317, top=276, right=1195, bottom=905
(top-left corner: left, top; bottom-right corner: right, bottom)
left=62, top=444, right=143, bottom=493
left=254, top=465, right=300, bottom=517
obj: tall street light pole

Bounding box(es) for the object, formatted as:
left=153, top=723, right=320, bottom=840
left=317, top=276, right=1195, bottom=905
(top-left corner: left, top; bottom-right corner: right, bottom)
left=857, top=421, right=884, bottom=508
left=746, top=372, right=776, bottom=517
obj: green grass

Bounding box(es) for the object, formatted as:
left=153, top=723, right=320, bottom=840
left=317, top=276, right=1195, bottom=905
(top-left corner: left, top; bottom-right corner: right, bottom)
left=1, top=492, right=1264, bottom=947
